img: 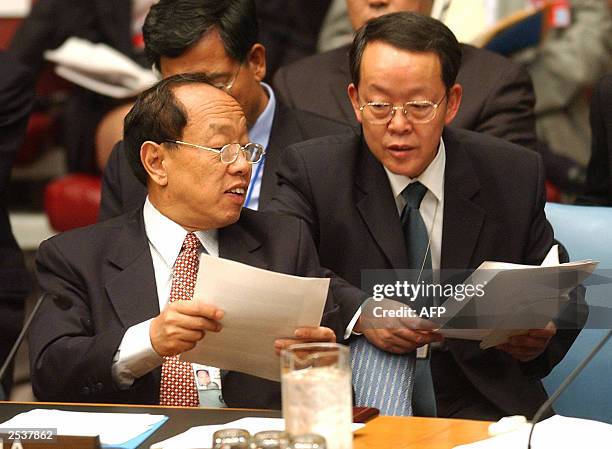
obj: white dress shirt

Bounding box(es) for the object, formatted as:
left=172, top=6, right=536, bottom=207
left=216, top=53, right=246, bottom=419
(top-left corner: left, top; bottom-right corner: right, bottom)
left=111, top=198, right=219, bottom=388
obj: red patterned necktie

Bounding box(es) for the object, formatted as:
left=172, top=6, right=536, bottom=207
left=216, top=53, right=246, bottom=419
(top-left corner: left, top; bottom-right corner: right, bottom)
left=159, top=232, right=201, bottom=407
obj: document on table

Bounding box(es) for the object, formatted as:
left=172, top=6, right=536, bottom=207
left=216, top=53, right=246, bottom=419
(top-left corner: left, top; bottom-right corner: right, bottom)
left=453, top=415, right=612, bottom=449
left=150, top=417, right=365, bottom=449
left=435, top=245, right=597, bottom=349
left=180, top=254, right=330, bottom=381
left=0, top=409, right=168, bottom=449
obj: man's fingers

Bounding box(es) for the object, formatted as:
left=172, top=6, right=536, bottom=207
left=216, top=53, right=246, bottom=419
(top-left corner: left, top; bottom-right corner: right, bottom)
left=294, top=326, right=336, bottom=342
left=508, top=334, right=550, bottom=349
left=173, top=300, right=224, bottom=321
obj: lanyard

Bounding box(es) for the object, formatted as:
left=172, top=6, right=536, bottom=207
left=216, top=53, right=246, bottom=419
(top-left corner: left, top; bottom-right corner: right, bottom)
left=244, top=155, right=265, bottom=209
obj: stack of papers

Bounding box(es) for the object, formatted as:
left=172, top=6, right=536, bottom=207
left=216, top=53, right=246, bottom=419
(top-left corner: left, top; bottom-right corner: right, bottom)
left=453, top=415, right=612, bottom=449
left=0, top=409, right=168, bottom=449
left=151, top=417, right=364, bottom=449
left=45, top=37, right=159, bottom=98
left=436, top=246, right=597, bottom=349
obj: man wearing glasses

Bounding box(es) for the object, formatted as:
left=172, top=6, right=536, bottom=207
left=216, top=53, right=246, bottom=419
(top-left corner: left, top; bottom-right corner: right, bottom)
left=29, top=73, right=357, bottom=407
left=269, top=12, right=583, bottom=420
left=98, top=0, right=352, bottom=221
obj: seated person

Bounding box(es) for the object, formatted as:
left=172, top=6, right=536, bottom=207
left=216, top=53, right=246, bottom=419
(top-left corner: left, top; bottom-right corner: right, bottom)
left=29, top=73, right=361, bottom=408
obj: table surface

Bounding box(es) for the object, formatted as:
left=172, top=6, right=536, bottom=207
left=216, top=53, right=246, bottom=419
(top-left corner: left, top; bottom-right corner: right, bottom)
left=0, top=401, right=491, bottom=448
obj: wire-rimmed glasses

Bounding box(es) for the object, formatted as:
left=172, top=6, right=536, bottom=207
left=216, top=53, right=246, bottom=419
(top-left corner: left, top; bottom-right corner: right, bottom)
left=213, top=65, right=241, bottom=93
left=163, top=140, right=265, bottom=164
left=359, top=94, right=447, bottom=125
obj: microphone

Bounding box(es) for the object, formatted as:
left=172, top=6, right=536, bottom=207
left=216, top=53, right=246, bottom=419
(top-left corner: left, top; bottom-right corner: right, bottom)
left=527, top=329, right=612, bottom=449
left=0, top=293, right=50, bottom=401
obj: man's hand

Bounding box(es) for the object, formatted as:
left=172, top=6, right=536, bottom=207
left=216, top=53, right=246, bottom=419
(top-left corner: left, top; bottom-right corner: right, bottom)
left=356, top=298, right=443, bottom=354
left=274, top=326, right=336, bottom=355
left=150, top=301, right=224, bottom=357
left=496, top=322, right=557, bottom=362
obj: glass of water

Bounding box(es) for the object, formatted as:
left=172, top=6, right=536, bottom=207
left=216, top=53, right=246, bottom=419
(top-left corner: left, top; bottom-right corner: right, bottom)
left=281, top=343, right=352, bottom=449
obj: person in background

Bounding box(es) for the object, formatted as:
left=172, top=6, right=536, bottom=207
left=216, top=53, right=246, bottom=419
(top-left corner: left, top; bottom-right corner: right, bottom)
left=0, top=52, right=34, bottom=399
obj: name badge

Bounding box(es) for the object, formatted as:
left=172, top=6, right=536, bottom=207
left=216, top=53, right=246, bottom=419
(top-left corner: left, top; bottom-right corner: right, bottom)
left=192, top=364, right=226, bottom=408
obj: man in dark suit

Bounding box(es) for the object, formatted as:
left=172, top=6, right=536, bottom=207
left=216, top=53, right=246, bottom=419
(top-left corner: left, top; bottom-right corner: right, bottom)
left=0, top=52, right=34, bottom=398
left=273, top=0, right=537, bottom=151
left=30, top=73, right=357, bottom=407
left=268, top=12, right=584, bottom=420
left=99, top=0, right=353, bottom=221
left=582, top=74, right=612, bottom=205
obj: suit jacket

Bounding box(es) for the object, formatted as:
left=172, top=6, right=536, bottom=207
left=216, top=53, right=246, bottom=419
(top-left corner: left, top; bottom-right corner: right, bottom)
left=273, top=44, right=537, bottom=151
left=9, top=0, right=145, bottom=172
left=98, top=100, right=354, bottom=220
left=582, top=74, right=612, bottom=205
left=267, top=128, right=585, bottom=419
left=0, top=52, right=34, bottom=395
left=30, top=208, right=359, bottom=407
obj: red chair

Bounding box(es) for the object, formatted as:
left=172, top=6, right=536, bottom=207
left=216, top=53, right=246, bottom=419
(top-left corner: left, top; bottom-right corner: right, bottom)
left=44, top=174, right=101, bottom=232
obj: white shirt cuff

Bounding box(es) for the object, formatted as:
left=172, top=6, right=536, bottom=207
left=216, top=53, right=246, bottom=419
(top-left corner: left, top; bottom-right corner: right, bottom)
left=111, top=318, right=163, bottom=389
left=344, top=306, right=363, bottom=339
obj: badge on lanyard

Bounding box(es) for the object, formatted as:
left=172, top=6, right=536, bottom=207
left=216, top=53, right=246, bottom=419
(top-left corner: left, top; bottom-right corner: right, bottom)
left=532, top=0, right=572, bottom=28
left=192, top=363, right=226, bottom=407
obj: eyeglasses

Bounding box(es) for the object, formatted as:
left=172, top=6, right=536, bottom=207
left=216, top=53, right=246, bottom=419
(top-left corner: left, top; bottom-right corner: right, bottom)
left=359, top=94, right=447, bottom=125
left=213, top=65, right=241, bottom=93
left=163, top=140, right=265, bottom=164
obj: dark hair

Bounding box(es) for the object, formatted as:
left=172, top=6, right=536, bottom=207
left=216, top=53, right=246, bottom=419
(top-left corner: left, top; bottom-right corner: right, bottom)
left=144, top=0, right=259, bottom=72
left=349, top=12, right=462, bottom=90
left=123, top=72, right=215, bottom=185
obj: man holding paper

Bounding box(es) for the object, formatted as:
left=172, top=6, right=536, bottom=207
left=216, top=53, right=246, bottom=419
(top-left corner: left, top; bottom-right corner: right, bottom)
left=269, top=12, right=586, bottom=419
left=29, top=73, right=355, bottom=408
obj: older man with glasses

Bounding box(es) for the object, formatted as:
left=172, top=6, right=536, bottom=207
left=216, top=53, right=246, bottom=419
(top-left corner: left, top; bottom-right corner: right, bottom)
left=29, top=73, right=361, bottom=408
left=269, top=12, right=584, bottom=420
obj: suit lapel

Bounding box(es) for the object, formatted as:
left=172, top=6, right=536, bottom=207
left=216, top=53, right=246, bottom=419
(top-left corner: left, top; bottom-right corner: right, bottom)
left=218, top=211, right=265, bottom=268
left=104, top=210, right=160, bottom=328
left=329, top=46, right=358, bottom=125
left=354, top=139, right=408, bottom=269
left=260, top=101, right=304, bottom=206
left=440, top=129, right=485, bottom=270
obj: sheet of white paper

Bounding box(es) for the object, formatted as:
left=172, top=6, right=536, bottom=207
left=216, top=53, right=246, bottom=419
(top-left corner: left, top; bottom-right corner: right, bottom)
left=453, top=415, right=612, bottom=449
left=435, top=245, right=597, bottom=347
left=0, top=409, right=166, bottom=446
left=180, top=254, right=330, bottom=382
left=0, top=0, right=30, bottom=17
left=150, top=417, right=364, bottom=449
left=44, top=37, right=158, bottom=98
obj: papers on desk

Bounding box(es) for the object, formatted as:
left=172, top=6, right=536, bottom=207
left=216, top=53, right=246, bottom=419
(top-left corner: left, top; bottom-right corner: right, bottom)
left=180, top=254, right=330, bottom=381
left=453, top=415, right=612, bottom=449
left=151, top=417, right=365, bottom=449
left=44, top=37, right=159, bottom=98
left=0, top=409, right=168, bottom=449
left=436, top=246, right=597, bottom=349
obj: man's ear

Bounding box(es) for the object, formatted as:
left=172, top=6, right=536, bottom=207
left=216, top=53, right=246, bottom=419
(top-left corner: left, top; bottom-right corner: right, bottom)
left=348, top=83, right=363, bottom=125
left=141, top=141, right=168, bottom=186
left=247, top=43, right=267, bottom=82
left=444, top=83, right=462, bottom=125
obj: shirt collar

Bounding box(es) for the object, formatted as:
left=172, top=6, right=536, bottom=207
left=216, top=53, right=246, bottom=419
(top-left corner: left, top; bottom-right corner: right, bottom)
left=384, top=137, right=446, bottom=203
left=248, top=82, right=276, bottom=150
left=143, top=197, right=219, bottom=268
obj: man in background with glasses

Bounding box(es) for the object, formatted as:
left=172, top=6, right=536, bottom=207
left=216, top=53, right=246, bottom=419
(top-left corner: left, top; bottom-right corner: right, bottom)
left=98, top=0, right=353, bottom=221
left=29, top=74, right=360, bottom=407
left=269, top=12, right=583, bottom=420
